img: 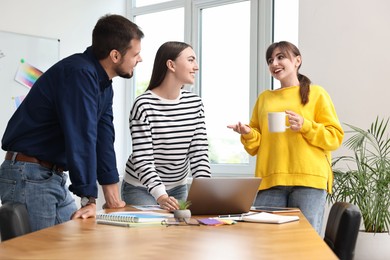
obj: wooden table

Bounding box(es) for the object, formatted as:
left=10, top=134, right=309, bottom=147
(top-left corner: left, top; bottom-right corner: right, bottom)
left=0, top=207, right=337, bottom=259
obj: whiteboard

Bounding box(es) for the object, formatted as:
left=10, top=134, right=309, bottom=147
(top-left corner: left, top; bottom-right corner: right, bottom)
left=0, top=31, right=60, bottom=157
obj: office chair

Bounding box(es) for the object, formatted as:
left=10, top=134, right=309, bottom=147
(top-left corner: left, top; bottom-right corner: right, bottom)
left=324, top=202, right=362, bottom=260
left=0, top=202, right=32, bottom=242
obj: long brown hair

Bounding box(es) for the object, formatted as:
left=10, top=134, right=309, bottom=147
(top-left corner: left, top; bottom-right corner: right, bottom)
left=147, top=41, right=192, bottom=91
left=266, top=41, right=311, bottom=105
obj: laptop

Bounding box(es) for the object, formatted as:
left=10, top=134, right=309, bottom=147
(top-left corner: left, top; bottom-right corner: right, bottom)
left=187, top=177, right=262, bottom=215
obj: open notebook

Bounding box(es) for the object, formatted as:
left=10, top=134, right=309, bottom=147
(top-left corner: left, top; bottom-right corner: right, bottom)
left=187, top=177, right=262, bottom=215
left=242, top=212, right=299, bottom=224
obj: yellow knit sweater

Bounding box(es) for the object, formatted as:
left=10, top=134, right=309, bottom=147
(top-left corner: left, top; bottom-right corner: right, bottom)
left=241, top=85, right=344, bottom=193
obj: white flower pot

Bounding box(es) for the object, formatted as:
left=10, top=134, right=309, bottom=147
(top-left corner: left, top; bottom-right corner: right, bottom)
left=354, top=231, right=390, bottom=260
left=173, top=209, right=191, bottom=222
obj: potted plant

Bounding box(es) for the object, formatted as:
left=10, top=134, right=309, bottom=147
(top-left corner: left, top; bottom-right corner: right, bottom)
left=328, top=117, right=390, bottom=259
left=328, top=117, right=390, bottom=233
left=173, top=200, right=192, bottom=222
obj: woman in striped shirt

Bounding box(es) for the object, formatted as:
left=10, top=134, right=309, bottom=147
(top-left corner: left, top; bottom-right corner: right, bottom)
left=121, top=41, right=211, bottom=211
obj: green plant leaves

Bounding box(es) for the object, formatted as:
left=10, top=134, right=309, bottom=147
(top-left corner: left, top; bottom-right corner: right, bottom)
left=178, top=200, right=192, bottom=210
left=328, top=117, right=390, bottom=233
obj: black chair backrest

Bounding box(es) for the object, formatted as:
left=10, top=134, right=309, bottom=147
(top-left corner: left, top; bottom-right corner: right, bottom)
left=324, top=202, right=362, bottom=260
left=0, top=202, right=32, bottom=242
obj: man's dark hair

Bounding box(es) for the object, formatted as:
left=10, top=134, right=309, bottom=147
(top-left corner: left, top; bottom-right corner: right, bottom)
left=92, top=14, right=144, bottom=60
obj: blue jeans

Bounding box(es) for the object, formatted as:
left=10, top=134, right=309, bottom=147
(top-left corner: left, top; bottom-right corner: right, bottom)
left=0, top=160, right=77, bottom=232
left=121, top=181, right=188, bottom=205
left=254, top=186, right=326, bottom=235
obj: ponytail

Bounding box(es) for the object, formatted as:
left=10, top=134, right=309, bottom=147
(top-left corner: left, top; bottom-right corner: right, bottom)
left=298, top=73, right=311, bottom=105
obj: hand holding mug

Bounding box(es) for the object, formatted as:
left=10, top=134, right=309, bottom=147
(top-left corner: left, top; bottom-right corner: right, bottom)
left=268, top=110, right=303, bottom=133
left=285, top=110, right=303, bottom=131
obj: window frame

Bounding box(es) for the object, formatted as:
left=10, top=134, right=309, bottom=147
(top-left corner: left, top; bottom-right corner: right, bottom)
left=126, top=0, right=273, bottom=177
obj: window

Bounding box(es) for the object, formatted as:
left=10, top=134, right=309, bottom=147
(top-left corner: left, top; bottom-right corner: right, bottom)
left=126, top=0, right=298, bottom=176
left=199, top=2, right=250, bottom=165
left=272, top=0, right=299, bottom=89
left=132, top=8, right=184, bottom=96
left=134, top=0, right=172, bottom=7
left=194, top=1, right=255, bottom=175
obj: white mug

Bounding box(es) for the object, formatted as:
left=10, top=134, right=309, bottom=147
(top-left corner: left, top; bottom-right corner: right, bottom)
left=268, top=112, right=289, bottom=133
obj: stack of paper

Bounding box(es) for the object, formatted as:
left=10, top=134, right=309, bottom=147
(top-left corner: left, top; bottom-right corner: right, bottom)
left=242, top=212, right=299, bottom=224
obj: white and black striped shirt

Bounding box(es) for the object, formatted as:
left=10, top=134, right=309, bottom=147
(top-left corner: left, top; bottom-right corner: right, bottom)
left=124, top=89, right=211, bottom=200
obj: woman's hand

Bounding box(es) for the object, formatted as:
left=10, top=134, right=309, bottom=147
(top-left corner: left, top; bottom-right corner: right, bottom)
left=285, top=110, right=304, bottom=131
left=157, top=194, right=179, bottom=211
left=227, top=122, right=251, bottom=134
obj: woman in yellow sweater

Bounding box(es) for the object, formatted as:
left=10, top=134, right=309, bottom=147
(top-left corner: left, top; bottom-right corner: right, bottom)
left=228, top=41, right=344, bottom=234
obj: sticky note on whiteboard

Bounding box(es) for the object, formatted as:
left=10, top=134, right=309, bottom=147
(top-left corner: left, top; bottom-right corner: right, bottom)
left=14, top=59, right=43, bottom=88
left=13, top=95, right=26, bottom=109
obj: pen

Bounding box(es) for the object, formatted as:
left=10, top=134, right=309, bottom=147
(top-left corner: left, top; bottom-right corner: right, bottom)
left=217, top=212, right=258, bottom=218
left=97, top=219, right=164, bottom=228
left=218, top=214, right=243, bottom=218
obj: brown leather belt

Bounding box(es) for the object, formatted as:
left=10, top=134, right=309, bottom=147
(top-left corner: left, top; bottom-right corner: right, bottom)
left=5, top=152, right=65, bottom=172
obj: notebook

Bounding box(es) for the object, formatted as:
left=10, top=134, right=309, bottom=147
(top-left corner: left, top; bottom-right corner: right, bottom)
left=96, top=211, right=173, bottom=223
left=242, top=212, right=299, bottom=224
left=187, top=177, right=262, bottom=215
left=96, top=211, right=173, bottom=228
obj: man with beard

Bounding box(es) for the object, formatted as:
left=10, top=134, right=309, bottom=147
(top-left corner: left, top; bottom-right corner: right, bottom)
left=0, top=14, right=144, bottom=232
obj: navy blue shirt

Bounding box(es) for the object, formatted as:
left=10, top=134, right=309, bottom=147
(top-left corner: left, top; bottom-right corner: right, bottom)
left=2, top=47, right=119, bottom=198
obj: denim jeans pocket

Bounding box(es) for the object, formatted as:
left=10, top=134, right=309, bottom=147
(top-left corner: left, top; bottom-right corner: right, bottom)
left=0, top=177, right=17, bottom=201
left=24, top=165, right=57, bottom=183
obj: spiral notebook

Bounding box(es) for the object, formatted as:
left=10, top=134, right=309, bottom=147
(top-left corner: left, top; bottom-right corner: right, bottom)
left=96, top=211, right=173, bottom=223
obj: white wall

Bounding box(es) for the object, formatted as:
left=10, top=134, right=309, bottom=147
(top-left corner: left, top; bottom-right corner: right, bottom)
left=299, top=0, right=390, bottom=158
left=299, top=0, right=390, bottom=236
left=0, top=0, right=128, bottom=208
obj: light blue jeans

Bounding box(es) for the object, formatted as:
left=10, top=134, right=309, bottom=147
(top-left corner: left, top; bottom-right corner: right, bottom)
left=254, top=186, right=326, bottom=235
left=0, top=160, right=77, bottom=232
left=121, top=181, right=188, bottom=205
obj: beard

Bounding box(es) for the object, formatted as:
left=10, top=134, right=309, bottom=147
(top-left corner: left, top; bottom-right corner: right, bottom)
left=118, top=71, right=133, bottom=79
left=114, top=62, right=134, bottom=79
left=116, top=68, right=133, bottom=79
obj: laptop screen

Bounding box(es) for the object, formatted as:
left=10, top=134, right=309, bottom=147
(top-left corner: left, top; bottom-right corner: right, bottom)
left=187, top=177, right=261, bottom=215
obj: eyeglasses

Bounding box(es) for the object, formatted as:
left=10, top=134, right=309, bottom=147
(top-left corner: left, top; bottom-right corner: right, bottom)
left=162, top=218, right=200, bottom=227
